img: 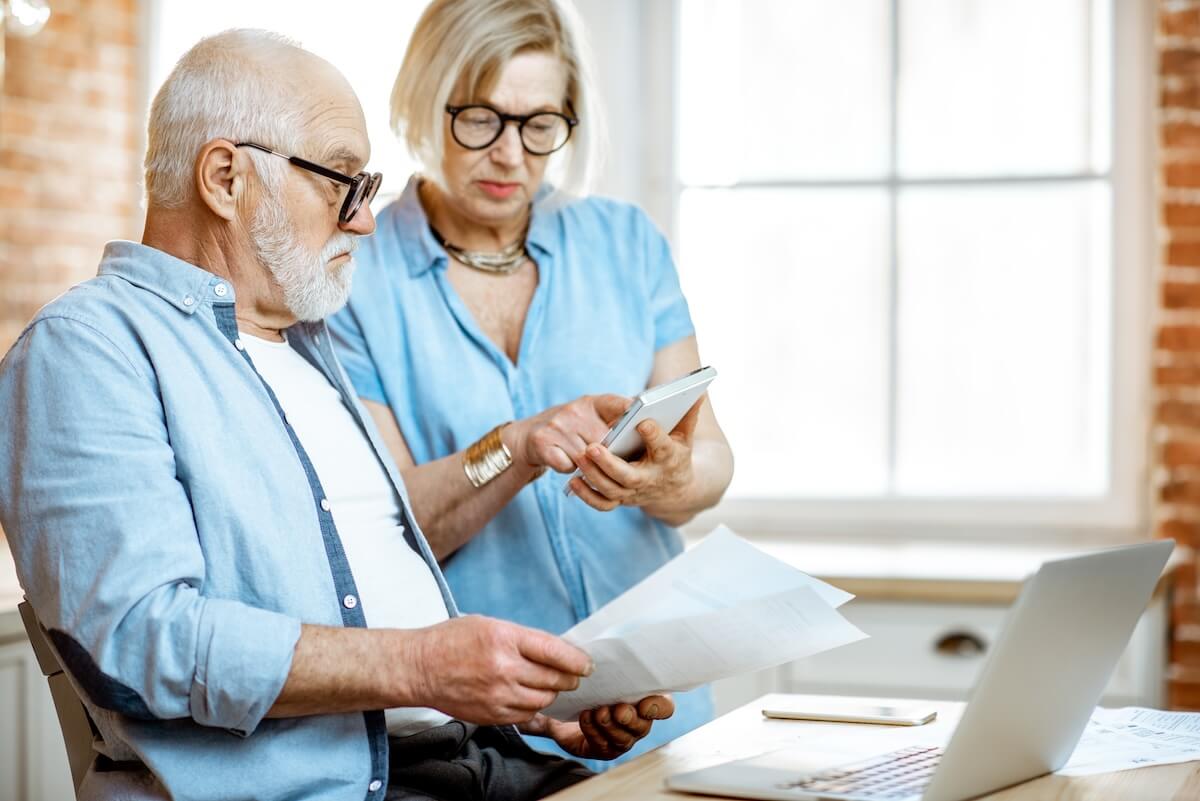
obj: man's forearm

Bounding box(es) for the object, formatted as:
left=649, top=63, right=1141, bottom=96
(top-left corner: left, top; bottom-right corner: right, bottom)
left=267, top=624, right=419, bottom=717
left=269, top=615, right=594, bottom=727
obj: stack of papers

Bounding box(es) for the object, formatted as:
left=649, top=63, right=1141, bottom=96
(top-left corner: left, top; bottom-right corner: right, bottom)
left=1059, top=707, right=1200, bottom=775
left=543, top=526, right=867, bottom=721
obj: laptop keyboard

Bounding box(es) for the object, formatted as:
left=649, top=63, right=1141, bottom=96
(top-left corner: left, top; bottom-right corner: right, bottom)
left=775, top=745, right=943, bottom=799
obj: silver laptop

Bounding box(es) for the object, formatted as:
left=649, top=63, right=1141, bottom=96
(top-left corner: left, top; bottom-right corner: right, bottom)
left=666, top=540, right=1173, bottom=801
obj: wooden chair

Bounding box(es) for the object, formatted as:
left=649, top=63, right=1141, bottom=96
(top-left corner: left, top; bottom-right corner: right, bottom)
left=18, top=599, right=99, bottom=794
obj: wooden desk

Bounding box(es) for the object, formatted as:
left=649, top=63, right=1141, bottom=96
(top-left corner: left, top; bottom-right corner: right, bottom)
left=547, top=694, right=1200, bottom=801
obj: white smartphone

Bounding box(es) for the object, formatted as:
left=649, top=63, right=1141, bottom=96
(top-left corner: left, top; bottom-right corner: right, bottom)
left=761, top=700, right=938, bottom=727
left=564, top=366, right=717, bottom=495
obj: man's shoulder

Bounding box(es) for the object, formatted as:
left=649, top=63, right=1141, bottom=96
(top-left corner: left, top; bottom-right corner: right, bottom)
left=26, top=273, right=141, bottom=331
left=9, top=274, right=163, bottom=373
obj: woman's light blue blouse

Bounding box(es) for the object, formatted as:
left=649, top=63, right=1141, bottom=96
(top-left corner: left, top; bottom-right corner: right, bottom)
left=328, top=176, right=713, bottom=761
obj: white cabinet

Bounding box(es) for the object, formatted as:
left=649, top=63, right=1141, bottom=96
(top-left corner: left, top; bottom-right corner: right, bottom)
left=0, top=635, right=74, bottom=801
left=712, top=595, right=1167, bottom=716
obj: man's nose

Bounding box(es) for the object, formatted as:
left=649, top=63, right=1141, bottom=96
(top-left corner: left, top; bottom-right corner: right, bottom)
left=341, top=200, right=377, bottom=236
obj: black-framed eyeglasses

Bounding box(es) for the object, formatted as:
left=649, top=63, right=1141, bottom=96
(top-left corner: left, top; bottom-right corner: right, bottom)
left=445, top=104, right=578, bottom=156
left=234, top=141, right=382, bottom=225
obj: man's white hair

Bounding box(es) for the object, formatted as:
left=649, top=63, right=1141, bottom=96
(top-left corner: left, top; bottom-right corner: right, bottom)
left=144, top=29, right=310, bottom=208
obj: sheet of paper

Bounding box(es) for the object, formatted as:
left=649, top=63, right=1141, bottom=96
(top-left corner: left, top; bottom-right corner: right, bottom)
left=1057, top=707, right=1200, bottom=776
left=567, top=525, right=853, bottom=644
left=543, top=527, right=866, bottom=721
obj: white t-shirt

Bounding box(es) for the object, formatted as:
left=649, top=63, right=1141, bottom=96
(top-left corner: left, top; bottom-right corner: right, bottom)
left=241, top=334, right=452, bottom=737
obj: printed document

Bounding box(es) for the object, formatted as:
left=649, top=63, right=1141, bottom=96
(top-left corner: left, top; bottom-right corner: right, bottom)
left=543, top=525, right=867, bottom=721
left=1058, top=707, right=1200, bottom=776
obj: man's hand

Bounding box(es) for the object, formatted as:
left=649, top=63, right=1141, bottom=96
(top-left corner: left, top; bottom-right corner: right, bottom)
left=504, top=394, right=631, bottom=474
left=519, top=695, right=675, bottom=761
left=401, top=615, right=593, bottom=726
left=567, top=399, right=702, bottom=513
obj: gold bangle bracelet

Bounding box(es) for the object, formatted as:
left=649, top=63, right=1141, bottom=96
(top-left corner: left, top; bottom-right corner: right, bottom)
left=463, top=424, right=513, bottom=488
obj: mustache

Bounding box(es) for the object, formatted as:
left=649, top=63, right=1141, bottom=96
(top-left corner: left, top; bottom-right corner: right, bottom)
left=321, top=233, right=359, bottom=263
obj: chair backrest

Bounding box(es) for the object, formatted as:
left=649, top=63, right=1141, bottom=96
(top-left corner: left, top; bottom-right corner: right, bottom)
left=18, top=599, right=98, bottom=793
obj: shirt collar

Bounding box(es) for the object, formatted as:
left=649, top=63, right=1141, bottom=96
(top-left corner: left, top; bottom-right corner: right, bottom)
left=393, top=175, right=559, bottom=279
left=97, top=240, right=236, bottom=314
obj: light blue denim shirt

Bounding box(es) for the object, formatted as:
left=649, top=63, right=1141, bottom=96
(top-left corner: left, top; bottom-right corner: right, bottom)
left=0, top=241, right=459, bottom=801
left=328, top=177, right=714, bottom=764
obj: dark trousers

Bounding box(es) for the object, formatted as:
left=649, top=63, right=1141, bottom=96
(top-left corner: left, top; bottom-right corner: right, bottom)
left=386, top=721, right=594, bottom=801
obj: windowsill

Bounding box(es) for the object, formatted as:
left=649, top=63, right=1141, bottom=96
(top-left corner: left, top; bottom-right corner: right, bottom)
left=682, top=528, right=1186, bottom=604
left=683, top=498, right=1146, bottom=545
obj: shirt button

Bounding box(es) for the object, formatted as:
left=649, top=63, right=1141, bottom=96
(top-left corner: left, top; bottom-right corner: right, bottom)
left=320, top=498, right=331, bottom=512
left=368, top=779, right=382, bottom=792
left=214, top=283, right=228, bottom=297
left=234, top=339, right=245, bottom=351
left=182, top=295, right=195, bottom=307
left=343, top=594, right=358, bottom=609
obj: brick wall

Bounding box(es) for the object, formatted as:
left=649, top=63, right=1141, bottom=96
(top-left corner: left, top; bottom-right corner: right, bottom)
left=0, top=0, right=142, bottom=354
left=1159, top=0, right=1200, bottom=710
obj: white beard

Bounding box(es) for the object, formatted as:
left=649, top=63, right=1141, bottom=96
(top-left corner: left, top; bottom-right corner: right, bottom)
left=249, top=194, right=359, bottom=322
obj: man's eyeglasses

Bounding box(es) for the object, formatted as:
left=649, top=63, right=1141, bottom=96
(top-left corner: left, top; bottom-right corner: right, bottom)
left=235, top=142, right=382, bottom=225
left=445, top=104, right=578, bottom=156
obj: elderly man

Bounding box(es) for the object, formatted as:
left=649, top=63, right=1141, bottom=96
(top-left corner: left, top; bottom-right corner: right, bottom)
left=0, top=29, right=671, bottom=801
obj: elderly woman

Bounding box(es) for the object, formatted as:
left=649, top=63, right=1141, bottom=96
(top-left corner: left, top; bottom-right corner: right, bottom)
left=329, top=0, right=733, bottom=766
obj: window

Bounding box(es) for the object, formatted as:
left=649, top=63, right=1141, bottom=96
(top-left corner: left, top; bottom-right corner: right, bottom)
left=664, top=0, right=1150, bottom=537
left=146, top=0, right=1151, bottom=538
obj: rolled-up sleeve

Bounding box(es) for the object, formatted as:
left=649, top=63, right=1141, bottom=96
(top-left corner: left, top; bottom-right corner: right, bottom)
left=0, top=315, right=300, bottom=735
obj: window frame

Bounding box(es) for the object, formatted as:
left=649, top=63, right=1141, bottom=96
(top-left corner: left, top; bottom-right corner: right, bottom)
left=625, top=0, right=1154, bottom=543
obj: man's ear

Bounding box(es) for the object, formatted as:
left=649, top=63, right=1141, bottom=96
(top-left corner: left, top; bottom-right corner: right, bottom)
left=194, top=139, right=246, bottom=222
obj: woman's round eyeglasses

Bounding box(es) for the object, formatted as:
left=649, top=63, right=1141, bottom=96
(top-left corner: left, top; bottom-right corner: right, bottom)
left=445, top=104, right=578, bottom=156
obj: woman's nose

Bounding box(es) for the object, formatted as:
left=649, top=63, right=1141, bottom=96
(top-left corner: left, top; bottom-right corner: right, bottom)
left=489, top=122, right=525, bottom=167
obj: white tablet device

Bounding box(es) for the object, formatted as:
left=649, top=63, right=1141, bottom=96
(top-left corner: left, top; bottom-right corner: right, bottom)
left=564, top=366, right=717, bottom=495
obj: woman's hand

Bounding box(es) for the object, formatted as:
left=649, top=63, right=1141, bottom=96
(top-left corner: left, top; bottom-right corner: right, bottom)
left=504, top=394, right=632, bottom=474
left=566, top=400, right=702, bottom=513
left=518, top=695, right=675, bottom=761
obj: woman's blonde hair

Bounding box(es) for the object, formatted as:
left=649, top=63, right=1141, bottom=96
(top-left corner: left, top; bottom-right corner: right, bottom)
left=390, top=0, right=605, bottom=198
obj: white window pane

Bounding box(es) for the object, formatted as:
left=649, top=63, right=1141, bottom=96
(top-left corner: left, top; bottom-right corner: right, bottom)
left=895, top=183, right=1111, bottom=496
left=679, top=188, right=890, bottom=497
left=149, top=1, right=424, bottom=206
left=678, top=0, right=890, bottom=184
left=898, top=0, right=1103, bottom=177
